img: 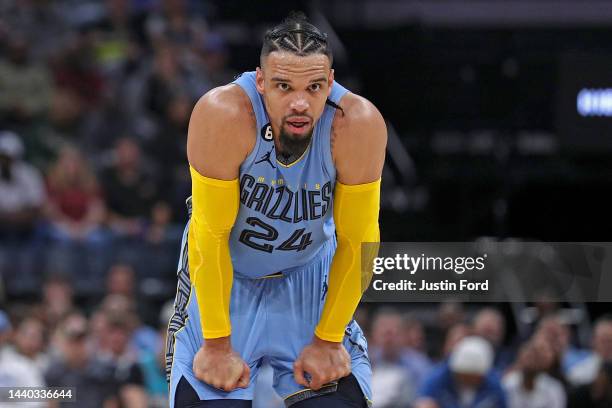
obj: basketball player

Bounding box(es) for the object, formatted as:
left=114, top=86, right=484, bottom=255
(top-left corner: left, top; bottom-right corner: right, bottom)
left=166, top=12, right=386, bottom=408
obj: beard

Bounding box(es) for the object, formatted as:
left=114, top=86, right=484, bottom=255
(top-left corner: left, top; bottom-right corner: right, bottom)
left=277, top=122, right=314, bottom=164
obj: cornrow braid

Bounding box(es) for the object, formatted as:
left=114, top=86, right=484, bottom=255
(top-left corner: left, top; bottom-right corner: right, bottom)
left=261, top=11, right=333, bottom=65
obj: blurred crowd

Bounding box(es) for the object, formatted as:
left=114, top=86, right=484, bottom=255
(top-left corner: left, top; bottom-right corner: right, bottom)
left=0, top=0, right=236, bottom=297
left=359, top=303, right=612, bottom=408
left=2, top=1, right=612, bottom=408
left=1, top=290, right=612, bottom=407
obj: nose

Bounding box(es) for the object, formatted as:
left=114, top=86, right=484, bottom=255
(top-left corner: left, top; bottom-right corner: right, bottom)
left=289, top=93, right=309, bottom=113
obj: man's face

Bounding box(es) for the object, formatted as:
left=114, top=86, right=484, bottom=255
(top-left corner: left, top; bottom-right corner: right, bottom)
left=256, top=52, right=334, bottom=144
left=594, top=322, right=612, bottom=360
left=454, top=373, right=484, bottom=389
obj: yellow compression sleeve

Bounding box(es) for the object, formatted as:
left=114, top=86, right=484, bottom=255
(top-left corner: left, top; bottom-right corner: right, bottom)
left=188, top=166, right=239, bottom=339
left=315, top=179, right=381, bottom=342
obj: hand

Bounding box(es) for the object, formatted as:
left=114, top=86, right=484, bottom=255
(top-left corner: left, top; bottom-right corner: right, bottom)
left=293, top=336, right=351, bottom=391
left=193, top=337, right=250, bottom=392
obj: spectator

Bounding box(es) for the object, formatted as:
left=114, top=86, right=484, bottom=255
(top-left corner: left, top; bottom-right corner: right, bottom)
left=472, top=308, right=514, bottom=373
left=11, top=316, right=49, bottom=373
left=96, top=309, right=148, bottom=407
left=416, top=336, right=507, bottom=408
left=401, top=314, right=434, bottom=394
left=45, top=312, right=119, bottom=408
left=429, top=301, right=466, bottom=360
left=442, top=322, right=471, bottom=358
left=198, top=31, right=237, bottom=87
left=100, top=137, right=158, bottom=238
left=569, top=315, right=612, bottom=386
left=535, top=315, right=589, bottom=385
left=370, top=308, right=418, bottom=406
left=568, top=361, right=612, bottom=408
left=106, top=263, right=137, bottom=298
left=138, top=301, right=173, bottom=408
left=0, top=35, right=53, bottom=124
left=145, top=0, right=207, bottom=52
left=144, top=201, right=182, bottom=244
left=44, top=146, right=106, bottom=243
left=0, top=310, right=46, bottom=395
left=503, top=340, right=566, bottom=408
left=40, top=274, right=75, bottom=331
left=98, top=293, right=160, bottom=356
left=0, top=131, right=45, bottom=242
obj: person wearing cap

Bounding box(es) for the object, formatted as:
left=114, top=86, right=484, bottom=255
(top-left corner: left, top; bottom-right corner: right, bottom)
left=45, top=312, right=119, bottom=408
left=415, top=336, right=507, bottom=408
left=0, top=131, right=45, bottom=243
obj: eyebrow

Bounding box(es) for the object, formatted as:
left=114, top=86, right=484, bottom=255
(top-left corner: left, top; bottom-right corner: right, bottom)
left=309, top=77, right=328, bottom=84
left=270, top=77, right=328, bottom=83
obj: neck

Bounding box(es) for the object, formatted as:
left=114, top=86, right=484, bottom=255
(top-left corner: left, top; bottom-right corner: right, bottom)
left=522, top=371, right=537, bottom=390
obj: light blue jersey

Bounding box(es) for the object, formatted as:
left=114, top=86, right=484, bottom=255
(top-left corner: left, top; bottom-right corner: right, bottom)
left=229, top=71, right=348, bottom=278
left=166, top=72, right=372, bottom=407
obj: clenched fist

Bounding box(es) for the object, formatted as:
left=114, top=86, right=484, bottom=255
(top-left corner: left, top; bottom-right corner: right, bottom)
left=293, top=336, right=351, bottom=391
left=193, top=337, right=250, bottom=392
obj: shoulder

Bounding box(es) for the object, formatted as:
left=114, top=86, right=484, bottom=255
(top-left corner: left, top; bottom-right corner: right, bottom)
left=485, top=372, right=506, bottom=394
left=187, top=84, right=256, bottom=178
left=332, top=92, right=386, bottom=144
left=331, top=92, right=387, bottom=184
left=191, top=84, right=255, bottom=127
left=423, top=362, right=451, bottom=387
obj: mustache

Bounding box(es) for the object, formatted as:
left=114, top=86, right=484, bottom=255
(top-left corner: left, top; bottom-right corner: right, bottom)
left=283, top=114, right=313, bottom=122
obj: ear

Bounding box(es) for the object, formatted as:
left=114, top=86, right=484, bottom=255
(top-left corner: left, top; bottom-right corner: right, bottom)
left=256, top=67, right=265, bottom=95
left=327, top=69, right=335, bottom=98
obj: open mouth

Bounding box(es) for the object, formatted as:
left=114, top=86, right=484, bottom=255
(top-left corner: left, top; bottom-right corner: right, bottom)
left=286, top=118, right=311, bottom=133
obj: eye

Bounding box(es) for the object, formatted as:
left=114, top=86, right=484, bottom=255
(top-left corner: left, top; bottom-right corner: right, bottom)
left=277, top=83, right=290, bottom=91
left=309, top=83, right=321, bottom=92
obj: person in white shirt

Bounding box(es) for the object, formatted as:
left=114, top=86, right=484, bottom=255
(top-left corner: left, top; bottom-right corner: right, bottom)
left=568, top=315, right=612, bottom=386
left=503, top=337, right=566, bottom=408
left=0, top=131, right=45, bottom=242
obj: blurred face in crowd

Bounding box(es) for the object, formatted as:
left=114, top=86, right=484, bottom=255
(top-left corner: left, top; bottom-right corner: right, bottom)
left=371, top=312, right=403, bottom=360
left=518, top=340, right=551, bottom=375
left=443, top=323, right=470, bottom=357
left=43, top=278, right=73, bottom=316
left=15, top=318, right=45, bottom=358
left=473, top=309, right=505, bottom=347
left=594, top=321, right=612, bottom=360
left=454, top=372, right=485, bottom=389
left=55, top=147, right=87, bottom=183
left=536, top=316, right=569, bottom=355
left=256, top=51, right=333, bottom=154
left=60, top=314, right=90, bottom=368
left=107, top=322, right=131, bottom=355
left=403, top=318, right=426, bottom=351
left=115, top=138, right=141, bottom=170
left=531, top=334, right=556, bottom=370
left=438, top=302, right=465, bottom=330
left=106, top=264, right=136, bottom=297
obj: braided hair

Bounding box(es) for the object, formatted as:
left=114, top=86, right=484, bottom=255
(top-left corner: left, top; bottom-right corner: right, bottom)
left=260, top=12, right=343, bottom=114
left=261, top=11, right=333, bottom=64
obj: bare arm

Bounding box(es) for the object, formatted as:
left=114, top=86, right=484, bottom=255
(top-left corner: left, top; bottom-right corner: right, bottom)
left=187, top=84, right=255, bottom=180
left=187, top=84, right=255, bottom=391
left=332, top=93, right=387, bottom=185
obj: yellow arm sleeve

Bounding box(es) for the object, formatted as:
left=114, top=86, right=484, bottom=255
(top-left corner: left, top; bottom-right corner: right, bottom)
left=314, top=179, right=381, bottom=342
left=188, top=166, right=239, bottom=339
